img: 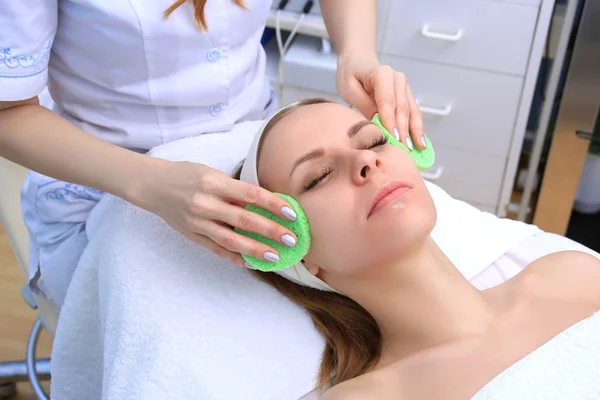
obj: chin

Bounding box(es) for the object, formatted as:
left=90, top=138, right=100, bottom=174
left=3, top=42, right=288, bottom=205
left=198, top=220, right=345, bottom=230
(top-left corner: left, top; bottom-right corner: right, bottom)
left=373, top=205, right=436, bottom=247
left=329, top=218, right=435, bottom=276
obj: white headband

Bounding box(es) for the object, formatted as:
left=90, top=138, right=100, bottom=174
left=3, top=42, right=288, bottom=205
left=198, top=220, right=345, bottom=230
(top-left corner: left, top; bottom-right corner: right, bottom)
left=239, top=103, right=339, bottom=293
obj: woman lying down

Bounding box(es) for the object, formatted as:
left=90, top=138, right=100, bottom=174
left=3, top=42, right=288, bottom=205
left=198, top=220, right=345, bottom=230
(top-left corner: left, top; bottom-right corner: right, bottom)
left=234, top=98, right=600, bottom=399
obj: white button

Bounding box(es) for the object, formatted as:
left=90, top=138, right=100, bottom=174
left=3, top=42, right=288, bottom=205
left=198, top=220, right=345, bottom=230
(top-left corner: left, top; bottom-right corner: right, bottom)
left=209, top=103, right=223, bottom=117
left=207, top=48, right=221, bottom=62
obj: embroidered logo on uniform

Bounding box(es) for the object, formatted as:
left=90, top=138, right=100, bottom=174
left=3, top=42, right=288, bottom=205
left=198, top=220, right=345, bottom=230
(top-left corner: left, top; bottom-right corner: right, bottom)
left=0, top=40, right=52, bottom=78
left=45, top=183, right=104, bottom=201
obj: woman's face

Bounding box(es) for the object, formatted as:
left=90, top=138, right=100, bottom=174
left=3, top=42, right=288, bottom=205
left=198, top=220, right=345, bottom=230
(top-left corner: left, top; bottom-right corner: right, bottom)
left=257, top=102, right=436, bottom=278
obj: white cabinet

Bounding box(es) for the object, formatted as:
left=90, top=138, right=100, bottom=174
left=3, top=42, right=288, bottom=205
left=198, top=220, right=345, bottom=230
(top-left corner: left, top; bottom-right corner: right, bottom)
left=266, top=0, right=555, bottom=216
left=380, top=55, right=524, bottom=157
left=423, top=145, right=507, bottom=205
left=381, top=0, right=539, bottom=75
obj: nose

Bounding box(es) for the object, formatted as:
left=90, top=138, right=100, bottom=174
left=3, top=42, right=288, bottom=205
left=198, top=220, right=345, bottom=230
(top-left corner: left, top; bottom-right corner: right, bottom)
left=351, top=149, right=382, bottom=185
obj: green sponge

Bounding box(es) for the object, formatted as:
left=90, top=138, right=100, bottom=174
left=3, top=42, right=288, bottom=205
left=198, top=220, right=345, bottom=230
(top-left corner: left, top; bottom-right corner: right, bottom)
left=371, top=114, right=435, bottom=171
left=235, top=193, right=311, bottom=272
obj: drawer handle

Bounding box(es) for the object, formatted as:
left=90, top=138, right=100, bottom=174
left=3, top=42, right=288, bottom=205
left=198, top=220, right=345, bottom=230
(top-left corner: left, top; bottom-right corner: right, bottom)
left=416, top=100, right=453, bottom=116
left=420, top=166, right=444, bottom=181
left=420, top=25, right=464, bottom=42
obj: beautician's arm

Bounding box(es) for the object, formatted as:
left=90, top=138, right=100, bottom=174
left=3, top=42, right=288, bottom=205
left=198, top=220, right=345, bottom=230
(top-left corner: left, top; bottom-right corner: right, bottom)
left=320, top=0, right=426, bottom=150
left=0, top=98, right=153, bottom=203
left=0, top=99, right=298, bottom=266
left=320, top=0, right=377, bottom=61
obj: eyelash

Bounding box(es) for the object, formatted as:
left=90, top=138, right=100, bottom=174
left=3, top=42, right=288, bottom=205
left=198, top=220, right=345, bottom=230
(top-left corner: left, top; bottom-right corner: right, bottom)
left=367, top=136, right=388, bottom=149
left=302, top=136, right=389, bottom=191
left=304, top=166, right=333, bottom=191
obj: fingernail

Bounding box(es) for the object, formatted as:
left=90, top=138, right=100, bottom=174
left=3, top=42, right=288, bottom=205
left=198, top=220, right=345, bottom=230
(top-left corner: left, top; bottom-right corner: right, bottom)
left=281, top=206, right=297, bottom=221
left=264, top=252, right=280, bottom=262
left=406, top=137, right=414, bottom=151
left=393, top=128, right=400, bottom=141
left=421, top=136, right=427, bottom=148
left=281, top=234, right=296, bottom=247
left=245, top=261, right=257, bottom=270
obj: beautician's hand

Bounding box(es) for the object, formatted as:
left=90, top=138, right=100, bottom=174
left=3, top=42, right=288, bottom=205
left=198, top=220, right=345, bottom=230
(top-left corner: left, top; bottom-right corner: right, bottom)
left=336, top=54, right=426, bottom=150
left=135, top=160, right=298, bottom=267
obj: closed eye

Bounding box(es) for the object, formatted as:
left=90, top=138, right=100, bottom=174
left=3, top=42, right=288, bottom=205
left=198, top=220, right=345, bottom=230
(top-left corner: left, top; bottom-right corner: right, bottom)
left=365, top=136, right=388, bottom=149
left=303, top=166, right=333, bottom=191
left=302, top=136, right=388, bottom=192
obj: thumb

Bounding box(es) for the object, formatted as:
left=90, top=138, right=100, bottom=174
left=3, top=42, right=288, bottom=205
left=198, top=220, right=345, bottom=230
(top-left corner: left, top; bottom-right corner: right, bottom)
left=340, top=77, right=378, bottom=119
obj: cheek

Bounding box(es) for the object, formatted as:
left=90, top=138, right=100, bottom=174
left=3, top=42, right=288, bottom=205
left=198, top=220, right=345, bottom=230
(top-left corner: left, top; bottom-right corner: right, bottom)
left=385, top=146, right=422, bottom=175
left=302, top=195, right=355, bottom=264
left=302, top=194, right=373, bottom=274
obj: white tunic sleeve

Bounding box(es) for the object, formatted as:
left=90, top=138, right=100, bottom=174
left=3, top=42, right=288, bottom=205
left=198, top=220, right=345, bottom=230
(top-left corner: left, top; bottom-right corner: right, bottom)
left=0, top=0, right=57, bottom=101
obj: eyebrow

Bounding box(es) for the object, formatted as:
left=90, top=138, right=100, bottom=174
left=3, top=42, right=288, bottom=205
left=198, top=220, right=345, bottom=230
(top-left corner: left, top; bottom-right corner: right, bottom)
left=288, top=120, right=373, bottom=179
left=347, top=120, right=372, bottom=138
left=289, top=148, right=325, bottom=179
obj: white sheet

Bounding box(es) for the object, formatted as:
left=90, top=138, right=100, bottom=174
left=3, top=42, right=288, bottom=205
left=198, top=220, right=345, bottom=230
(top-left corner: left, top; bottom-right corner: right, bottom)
left=468, top=233, right=600, bottom=400
left=50, top=120, right=557, bottom=400
left=472, top=310, right=600, bottom=399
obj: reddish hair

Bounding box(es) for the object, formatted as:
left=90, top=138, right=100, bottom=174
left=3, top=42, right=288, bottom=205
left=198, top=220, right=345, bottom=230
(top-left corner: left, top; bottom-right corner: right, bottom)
left=164, top=0, right=247, bottom=30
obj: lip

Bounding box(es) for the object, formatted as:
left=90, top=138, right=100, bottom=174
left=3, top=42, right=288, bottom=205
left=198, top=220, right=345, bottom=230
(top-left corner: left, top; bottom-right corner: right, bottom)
left=368, top=180, right=412, bottom=217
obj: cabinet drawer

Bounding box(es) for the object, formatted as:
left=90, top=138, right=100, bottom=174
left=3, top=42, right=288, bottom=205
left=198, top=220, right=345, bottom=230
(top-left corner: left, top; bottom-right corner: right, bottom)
left=381, top=55, right=523, bottom=157
left=421, top=145, right=505, bottom=206
left=381, top=0, right=538, bottom=75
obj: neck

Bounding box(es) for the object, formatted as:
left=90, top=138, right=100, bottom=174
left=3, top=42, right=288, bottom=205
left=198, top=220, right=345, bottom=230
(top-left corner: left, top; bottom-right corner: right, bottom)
left=327, top=237, right=494, bottom=365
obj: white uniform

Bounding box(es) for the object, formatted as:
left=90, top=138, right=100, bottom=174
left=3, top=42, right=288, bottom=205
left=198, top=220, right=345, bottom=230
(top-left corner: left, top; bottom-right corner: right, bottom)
left=1, top=0, right=278, bottom=311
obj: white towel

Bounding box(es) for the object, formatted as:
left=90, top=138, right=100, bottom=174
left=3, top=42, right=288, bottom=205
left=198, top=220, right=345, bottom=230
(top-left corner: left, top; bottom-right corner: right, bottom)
left=50, top=120, right=542, bottom=400
left=472, top=311, right=600, bottom=400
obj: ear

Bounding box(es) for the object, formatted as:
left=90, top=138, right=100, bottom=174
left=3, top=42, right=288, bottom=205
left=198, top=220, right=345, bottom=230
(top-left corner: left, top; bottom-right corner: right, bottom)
left=302, top=259, right=321, bottom=276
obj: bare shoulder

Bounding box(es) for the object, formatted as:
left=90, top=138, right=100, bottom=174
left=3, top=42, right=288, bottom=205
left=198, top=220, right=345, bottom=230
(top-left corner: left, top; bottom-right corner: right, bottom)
left=320, top=384, right=373, bottom=400
left=518, top=250, right=600, bottom=307
left=320, top=373, right=392, bottom=400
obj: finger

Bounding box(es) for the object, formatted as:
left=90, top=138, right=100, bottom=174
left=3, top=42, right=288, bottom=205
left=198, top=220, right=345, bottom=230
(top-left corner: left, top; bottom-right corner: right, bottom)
left=205, top=198, right=297, bottom=248
left=213, top=178, right=298, bottom=223
left=201, top=220, right=283, bottom=263
left=227, top=199, right=247, bottom=208
left=406, top=84, right=426, bottom=150
left=372, top=66, right=399, bottom=141
left=393, top=72, right=411, bottom=150
left=342, top=78, right=378, bottom=120
left=187, top=232, right=246, bottom=267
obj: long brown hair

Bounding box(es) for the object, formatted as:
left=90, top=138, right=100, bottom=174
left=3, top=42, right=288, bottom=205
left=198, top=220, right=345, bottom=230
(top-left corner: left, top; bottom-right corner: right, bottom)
left=232, top=98, right=382, bottom=389
left=164, top=0, right=248, bottom=30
